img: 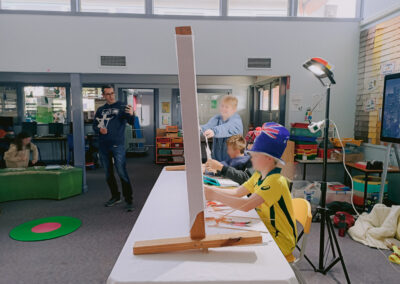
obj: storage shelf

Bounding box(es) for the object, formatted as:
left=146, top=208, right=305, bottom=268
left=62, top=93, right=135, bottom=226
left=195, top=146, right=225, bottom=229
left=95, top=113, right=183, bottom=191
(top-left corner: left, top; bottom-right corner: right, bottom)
left=156, top=127, right=185, bottom=165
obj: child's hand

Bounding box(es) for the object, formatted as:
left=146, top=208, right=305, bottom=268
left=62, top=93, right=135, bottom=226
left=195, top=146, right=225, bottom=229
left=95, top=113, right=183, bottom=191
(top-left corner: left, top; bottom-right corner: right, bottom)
left=203, top=129, right=215, bottom=138
left=204, top=185, right=215, bottom=201
left=100, top=128, right=108, bottom=135
left=206, top=159, right=223, bottom=172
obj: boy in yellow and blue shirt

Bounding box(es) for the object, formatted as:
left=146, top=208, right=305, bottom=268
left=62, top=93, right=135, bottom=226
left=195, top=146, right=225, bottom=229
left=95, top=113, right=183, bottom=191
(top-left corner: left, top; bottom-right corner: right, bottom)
left=204, top=122, right=297, bottom=261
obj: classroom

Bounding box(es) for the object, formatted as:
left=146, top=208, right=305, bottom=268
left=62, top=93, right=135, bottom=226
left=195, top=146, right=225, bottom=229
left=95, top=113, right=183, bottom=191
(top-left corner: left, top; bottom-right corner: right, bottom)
left=1, top=1, right=400, bottom=283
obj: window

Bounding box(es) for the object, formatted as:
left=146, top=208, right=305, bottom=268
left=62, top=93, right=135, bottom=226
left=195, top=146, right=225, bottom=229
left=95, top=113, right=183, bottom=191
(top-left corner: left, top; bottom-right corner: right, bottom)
left=82, top=87, right=104, bottom=122
left=297, top=0, right=357, bottom=18
left=260, top=89, right=270, bottom=111
left=24, top=86, right=67, bottom=124
left=154, top=0, right=220, bottom=16
left=0, top=87, right=18, bottom=117
left=228, top=0, right=288, bottom=17
left=80, top=0, right=145, bottom=14
left=2, top=0, right=70, bottom=11
left=271, top=85, right=279, bottom=110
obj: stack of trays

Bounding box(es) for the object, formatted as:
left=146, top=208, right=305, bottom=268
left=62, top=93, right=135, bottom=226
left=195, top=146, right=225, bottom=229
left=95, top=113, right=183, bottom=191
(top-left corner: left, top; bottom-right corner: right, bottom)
left=290, top=123, right=321, bottom=160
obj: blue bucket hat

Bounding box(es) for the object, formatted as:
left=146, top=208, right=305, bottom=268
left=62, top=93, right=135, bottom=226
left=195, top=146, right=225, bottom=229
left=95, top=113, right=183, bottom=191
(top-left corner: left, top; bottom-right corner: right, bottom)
left=248, top=122, right=290, bottom=165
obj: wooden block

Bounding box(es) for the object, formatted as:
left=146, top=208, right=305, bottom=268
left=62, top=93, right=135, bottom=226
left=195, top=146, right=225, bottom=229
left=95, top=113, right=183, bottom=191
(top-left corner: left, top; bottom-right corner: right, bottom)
left=133, top=231, right=262, bottom=255
left=281, top=141, right=295, bottom=180
left=190, top=211, right=206, bottom=240
left=175, top=26, right=192, bottom=35
left=165, top=165, right=186, bottom=171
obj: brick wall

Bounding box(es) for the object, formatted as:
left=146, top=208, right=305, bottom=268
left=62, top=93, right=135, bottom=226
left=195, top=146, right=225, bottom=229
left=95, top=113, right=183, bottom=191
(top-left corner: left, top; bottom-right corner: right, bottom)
left=355, top=15, right=400, bottom=144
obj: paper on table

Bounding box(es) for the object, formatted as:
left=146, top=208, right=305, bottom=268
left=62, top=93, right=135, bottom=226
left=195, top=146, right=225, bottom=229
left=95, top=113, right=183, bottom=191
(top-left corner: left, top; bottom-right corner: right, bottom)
left=205, top=203, right=268, bottom=233
left=213, top=177, right=239, bottom=187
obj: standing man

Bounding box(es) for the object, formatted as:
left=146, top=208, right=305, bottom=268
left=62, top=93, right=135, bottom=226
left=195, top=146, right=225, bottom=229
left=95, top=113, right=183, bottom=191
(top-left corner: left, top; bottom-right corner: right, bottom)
left=93, top=85, right=135, bottom=212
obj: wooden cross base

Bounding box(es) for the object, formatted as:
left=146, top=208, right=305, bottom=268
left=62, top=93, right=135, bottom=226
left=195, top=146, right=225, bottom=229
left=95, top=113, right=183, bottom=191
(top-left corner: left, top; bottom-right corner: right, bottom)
left=133, top=231, right=262, bottom=255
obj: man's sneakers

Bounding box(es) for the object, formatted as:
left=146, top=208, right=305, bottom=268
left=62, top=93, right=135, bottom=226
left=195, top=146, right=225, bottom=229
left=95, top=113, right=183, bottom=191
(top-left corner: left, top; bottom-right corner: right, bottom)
left=125, top=202, right=134, bottom=212
left=104, top=197, right=121, bottom=207
left=104, top=198, right=134, bottom=212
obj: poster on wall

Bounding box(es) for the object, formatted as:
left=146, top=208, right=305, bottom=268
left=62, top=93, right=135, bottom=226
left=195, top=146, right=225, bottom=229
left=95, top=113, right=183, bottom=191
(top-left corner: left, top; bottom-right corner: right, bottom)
left=161, top=102, right=170, bottom=113
left=36, top=96, right=53, bottom=123
left=162, top=115, right=170, bottom=125
left=381, top=62, right=396, bottom=78
left=364, top=98, right=376, bottom=112
left=365, top=77, right=378, bottom=92
left=36, top=106, right=53, bottom=123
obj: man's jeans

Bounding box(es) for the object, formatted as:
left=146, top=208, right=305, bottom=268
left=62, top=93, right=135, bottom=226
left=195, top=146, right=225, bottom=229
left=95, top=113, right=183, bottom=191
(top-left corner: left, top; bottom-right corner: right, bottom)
left=99, top=144, right=133, bottom=203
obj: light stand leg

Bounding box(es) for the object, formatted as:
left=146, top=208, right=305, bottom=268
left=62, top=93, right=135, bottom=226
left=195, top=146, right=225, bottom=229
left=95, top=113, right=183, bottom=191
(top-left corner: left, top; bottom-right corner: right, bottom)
left=379, top=143, right=392, bottom=204
left=324, top=213, right=351, bottom=284
left=304, top=84, right=351, bottom=283
left=394, top=144, right=400, bottom=167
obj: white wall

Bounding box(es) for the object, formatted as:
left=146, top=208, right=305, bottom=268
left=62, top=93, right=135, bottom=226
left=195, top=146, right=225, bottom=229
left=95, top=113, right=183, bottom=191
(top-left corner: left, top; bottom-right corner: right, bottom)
left=0, top=14, right=360, bottom=136
left=362, top=0, right=400, bottom=20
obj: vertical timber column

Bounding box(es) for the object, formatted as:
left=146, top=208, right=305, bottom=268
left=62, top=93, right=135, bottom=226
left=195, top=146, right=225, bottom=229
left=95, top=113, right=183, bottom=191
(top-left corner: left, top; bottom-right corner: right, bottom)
left=175, top=26, right=205, bottom=240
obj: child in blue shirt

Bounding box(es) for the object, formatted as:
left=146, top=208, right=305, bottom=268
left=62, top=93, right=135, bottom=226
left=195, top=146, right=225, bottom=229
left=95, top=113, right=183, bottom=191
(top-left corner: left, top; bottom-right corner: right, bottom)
left=201, top=95, right=243, bottom=161
left=205, top=134, right=253, bottom=185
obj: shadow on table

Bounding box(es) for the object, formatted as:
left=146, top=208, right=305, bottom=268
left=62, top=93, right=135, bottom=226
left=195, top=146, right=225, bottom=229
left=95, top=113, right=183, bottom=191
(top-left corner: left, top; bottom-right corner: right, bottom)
left=136, top=249, right=258, bottom=264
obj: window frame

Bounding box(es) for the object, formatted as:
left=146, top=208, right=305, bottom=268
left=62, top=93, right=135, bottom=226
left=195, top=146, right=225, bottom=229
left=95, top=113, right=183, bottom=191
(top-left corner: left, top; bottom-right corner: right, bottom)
left=22, top=83, right=71, bottom=125
left=0, top=0, right=362, bottom=21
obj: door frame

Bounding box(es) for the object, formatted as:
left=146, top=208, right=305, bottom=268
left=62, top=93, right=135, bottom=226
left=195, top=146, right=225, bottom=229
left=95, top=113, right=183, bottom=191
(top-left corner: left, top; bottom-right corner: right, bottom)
left=116, top=85, right=158, bottom=159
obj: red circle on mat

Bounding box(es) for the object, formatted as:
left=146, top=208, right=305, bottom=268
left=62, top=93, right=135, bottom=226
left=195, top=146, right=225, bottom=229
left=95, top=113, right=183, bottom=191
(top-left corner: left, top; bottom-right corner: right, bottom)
left=31, top=222, right=62, bottom=233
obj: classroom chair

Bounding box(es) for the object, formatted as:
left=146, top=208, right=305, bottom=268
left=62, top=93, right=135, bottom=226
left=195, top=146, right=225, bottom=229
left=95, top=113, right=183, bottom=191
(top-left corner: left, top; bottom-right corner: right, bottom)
left=289, top=198, right=312, bottom=284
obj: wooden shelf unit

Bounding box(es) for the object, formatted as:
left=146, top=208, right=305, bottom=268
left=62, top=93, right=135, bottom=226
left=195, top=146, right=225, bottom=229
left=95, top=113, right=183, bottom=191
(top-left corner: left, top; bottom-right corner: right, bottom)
left=156, top=130, right=184, bottom=164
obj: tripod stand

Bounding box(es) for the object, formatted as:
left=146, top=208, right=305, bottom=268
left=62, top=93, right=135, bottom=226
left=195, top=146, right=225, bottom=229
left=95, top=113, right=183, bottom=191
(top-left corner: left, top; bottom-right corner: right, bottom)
left=299, top=84, right=351, bottom=284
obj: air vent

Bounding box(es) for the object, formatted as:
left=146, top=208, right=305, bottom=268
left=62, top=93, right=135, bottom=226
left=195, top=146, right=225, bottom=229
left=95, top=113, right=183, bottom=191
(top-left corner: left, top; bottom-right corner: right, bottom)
left=247, top=58, right=272, bottom=69
left=100, top=56, right=127, bottom=67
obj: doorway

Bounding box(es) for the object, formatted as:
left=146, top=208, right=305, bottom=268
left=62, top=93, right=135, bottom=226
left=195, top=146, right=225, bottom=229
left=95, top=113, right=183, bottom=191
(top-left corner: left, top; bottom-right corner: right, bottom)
left=252, top=76, right=288, bottom=127
left=118, top=88, right=155, bottom=158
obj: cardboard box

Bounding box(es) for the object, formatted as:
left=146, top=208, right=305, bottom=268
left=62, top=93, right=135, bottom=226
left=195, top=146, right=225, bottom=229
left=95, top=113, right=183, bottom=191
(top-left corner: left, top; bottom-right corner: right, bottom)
left=166, top=126, right=178, bottom=133
left=331, top=152, right=364, bottom=162
left=156, top=128, right=166, bottom=137
left=166, top=132, right=179, bottom=138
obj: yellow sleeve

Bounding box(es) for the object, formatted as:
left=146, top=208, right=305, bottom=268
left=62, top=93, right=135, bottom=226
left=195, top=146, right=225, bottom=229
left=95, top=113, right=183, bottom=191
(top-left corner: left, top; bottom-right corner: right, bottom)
left=254, top=176, right=284, bottom=207
left=242, top=172, right=259, bottom=194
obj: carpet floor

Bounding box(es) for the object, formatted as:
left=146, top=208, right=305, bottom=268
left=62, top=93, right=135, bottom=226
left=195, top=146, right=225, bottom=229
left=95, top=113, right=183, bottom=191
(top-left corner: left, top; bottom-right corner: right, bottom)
left=0, top=156, right=398, bottom=284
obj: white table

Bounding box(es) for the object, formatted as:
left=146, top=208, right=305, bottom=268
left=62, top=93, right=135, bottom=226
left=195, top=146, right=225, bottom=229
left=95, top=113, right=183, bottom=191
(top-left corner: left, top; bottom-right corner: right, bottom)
left=107, top=169, right=298, bottom=284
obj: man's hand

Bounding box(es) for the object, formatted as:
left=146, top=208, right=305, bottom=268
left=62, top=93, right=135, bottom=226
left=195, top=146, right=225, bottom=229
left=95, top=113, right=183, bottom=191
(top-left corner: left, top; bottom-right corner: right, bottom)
left=32, top=159, right=38, bottom=165
left=206, top=159, right=224, bottom=172
left=100, top=128, right=108, bottom=135
left=125, top=105, right=134, bottom=116
left=203, top=129, right=215, bottom=138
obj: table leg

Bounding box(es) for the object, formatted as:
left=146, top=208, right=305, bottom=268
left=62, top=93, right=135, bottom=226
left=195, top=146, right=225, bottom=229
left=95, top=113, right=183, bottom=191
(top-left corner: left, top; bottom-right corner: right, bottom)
left=64, top=140, right=67, bottom=163
left=303, top=164, right=307, bottom=180
left=363, top=173, right=369, bottom=212
left=60, top=140, right=63, bottom=164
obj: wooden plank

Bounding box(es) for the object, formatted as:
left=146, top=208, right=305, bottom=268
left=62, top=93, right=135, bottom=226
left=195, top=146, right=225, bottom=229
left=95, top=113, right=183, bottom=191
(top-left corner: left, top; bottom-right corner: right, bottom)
left=165, top=165, right=186, bottom=171
left=133, top=231, right=262, bottom=255
left=281, top=141, right=295, bottom=180
left=175, top=26, right=205, bottom=232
